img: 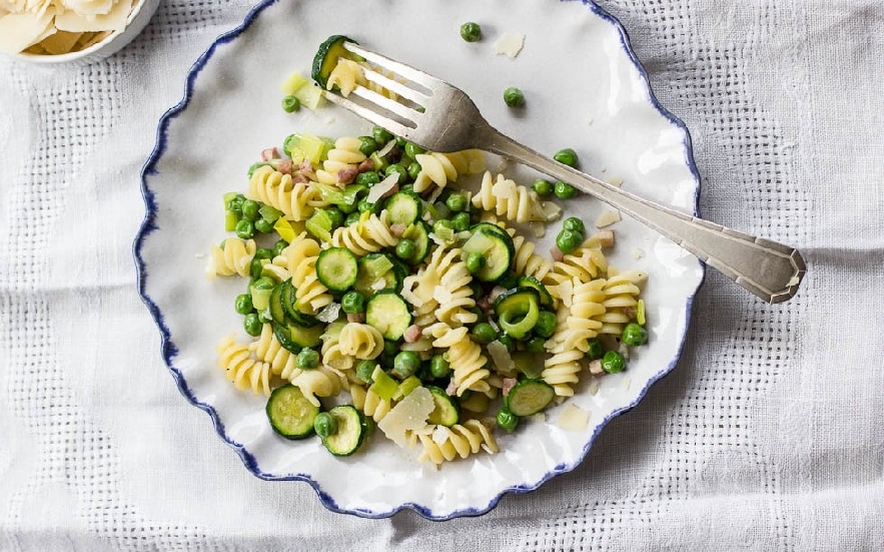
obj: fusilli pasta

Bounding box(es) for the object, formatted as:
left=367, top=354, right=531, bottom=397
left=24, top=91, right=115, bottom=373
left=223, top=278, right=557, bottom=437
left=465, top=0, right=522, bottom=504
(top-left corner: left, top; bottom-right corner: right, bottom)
left=247, top=164, right=321, bottom=221
left=338, top=322, right=385, bottom=360
left=424, top=322, right=490, bottom=397
left=217, top=333, right=273, bottom=396
left=207, top=238, right=256, bottom=278
left=415, top=419, right=499, bottom=465
left=330, top=211, right=398, bottom=255
left=314, top=136, right=367, bottom=185
left=412, top=150, right=485, bottom=193
left=471, top=171, right=549, bottom=223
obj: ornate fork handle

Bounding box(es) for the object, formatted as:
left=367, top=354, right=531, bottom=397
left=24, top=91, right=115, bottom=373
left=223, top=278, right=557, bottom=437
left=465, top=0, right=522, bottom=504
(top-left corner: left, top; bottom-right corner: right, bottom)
left=481, top=128, right=806, bottom=304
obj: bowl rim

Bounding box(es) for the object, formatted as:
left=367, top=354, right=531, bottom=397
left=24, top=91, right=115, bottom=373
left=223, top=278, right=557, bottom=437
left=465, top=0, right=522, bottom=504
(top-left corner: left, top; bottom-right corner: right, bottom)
left=8, top=0, right=155, bottom=64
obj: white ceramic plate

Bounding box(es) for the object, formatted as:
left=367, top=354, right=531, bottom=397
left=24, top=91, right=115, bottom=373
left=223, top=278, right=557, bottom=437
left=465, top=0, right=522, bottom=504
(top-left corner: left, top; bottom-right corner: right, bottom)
left=136, top=0, right=704, bottom=519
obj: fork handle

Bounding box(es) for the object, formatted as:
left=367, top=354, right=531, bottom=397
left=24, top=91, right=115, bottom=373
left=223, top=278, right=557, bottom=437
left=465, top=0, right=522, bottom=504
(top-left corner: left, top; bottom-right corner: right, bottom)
left=483, top=130, right=806, bottom=303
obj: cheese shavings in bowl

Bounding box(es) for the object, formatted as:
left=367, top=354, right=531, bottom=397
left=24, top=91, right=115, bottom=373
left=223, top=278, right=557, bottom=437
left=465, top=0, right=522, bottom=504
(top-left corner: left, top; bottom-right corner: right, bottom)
left=0, top=0, right=159, bottom=63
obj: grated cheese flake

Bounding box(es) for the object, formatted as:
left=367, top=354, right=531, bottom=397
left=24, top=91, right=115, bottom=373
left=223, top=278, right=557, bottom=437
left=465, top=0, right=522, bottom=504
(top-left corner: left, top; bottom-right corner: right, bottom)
left=557, top=403, right=590, bottom=431
left=377, top=386, right=434, bottom=447
left=494, top=32, right=525, bottom=58
left=595, top=210, right=621, bottom=228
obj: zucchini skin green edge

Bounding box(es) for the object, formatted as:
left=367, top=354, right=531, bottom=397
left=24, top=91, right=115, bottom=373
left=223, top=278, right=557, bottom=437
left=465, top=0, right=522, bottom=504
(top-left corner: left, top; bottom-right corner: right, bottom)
left=134, top=0, right=703, bottom=522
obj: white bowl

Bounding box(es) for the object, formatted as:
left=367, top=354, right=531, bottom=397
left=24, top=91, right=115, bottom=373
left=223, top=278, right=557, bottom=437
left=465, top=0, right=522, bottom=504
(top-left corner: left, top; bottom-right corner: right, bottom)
left=6, top=0, right=161, bottom=65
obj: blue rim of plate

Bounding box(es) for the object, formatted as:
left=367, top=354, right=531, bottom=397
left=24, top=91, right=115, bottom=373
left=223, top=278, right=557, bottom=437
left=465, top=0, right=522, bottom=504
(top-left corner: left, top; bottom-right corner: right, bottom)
left=134, top=0, right=705, bottom=521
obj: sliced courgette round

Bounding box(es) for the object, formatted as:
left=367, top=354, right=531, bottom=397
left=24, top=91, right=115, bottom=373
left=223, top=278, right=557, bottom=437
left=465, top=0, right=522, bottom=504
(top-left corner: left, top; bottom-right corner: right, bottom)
left=365, top=290, right=412, bottom=340
left=316, top=247, right=359, bottom=291
left=312, top=35, right=360, bottom=89
left=462, top=224, right=515, bottom=282
left=427, top=386, right=460, bottom=427
left=354, top=253, right=400, bottom=295
left=266, top=384, right=320, bottom=439
left=281, top=279, right=319, bottom=328
left=385, top=191, right=423, bottom=226
left=504, top=379, right=556, bottom=417
left=269, top=282, right=288, bottom=325
left=517, top=275, right=553, bottom=308
left=401, top=221, right=431, bottom=265
left=493, top=288, right=540, bottom=339
left=321, top=405, right=365, bottom=456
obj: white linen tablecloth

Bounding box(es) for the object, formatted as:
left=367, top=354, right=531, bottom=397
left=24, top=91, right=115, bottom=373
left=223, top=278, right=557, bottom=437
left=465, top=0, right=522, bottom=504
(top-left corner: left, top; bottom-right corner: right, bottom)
left=1, top=0, right=882, bottom=549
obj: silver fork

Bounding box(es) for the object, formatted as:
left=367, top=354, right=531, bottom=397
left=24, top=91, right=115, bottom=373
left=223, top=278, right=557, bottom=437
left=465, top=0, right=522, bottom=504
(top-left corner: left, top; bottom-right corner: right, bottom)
left=323, top=42, right=806, bottom=304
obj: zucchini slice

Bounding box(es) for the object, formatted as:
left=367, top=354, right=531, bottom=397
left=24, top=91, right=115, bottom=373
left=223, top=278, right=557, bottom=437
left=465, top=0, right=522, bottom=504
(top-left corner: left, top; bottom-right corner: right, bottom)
left=385, top=191, right=423, bottom=226
left=461, top=224, right=515, bottom=282
left=517, top=275, right=553, bottom=308
left=354, top=253, right=401, bottom=295
left=281, top=279, right=319, bottom=328
left=312, top=35, right=360, bottom=89
left=266, top=385, right=319, bottom=439
left=268, top=282, right=288, bottom=325
left=504, top=379, right=556, bottom=417
left=427, top=386, right=460, bottom=427
left=493, top=288, right=540, bottom=339
left=316, top=247, right=359, bottom=291
left=321, top=405, right=365, bottom=456
left=366, top=290, right=412, bottom=340
left=401, top=221, right=431, bottom=265
left=273, top=321, right=324, bottom=352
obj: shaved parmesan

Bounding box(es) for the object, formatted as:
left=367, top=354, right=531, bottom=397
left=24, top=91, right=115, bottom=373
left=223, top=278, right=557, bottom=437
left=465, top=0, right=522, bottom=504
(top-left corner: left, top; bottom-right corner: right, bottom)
left=494, top=32, right=525, bottom=58
left=487, top=340, right=515, bottom=374
left=55, top=0, right=132, bottom=33
left=0, top=11, right=54, bottom=54
left=557, top=403, right=590, bottom=431
left=377, top=386, right=434, bottom=447
left=366, top=173, right=399, bottom=204
left=595, top=210, right=621, bottom=228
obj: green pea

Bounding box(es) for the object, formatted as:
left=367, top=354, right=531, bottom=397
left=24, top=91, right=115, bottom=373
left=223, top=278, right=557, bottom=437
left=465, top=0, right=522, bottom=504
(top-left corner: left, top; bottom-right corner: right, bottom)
left=297, top=347, right=320, bottom=370
left=529, top=179, right=552, bottom=198
left=621, top=322, right=649, bottom=346
left=444, top=193, right=466, bottom=213
left=254, top=247, right=274, bottom=260
left=556, top=229, right=583, bottom=255
left=404, top=142, right=425, bottom=159
left=553, top=148, right=578, bottom=168
left=252, top=276, right=276, bottom=291
left=407, top=161, right=422, bottom=181
left=257, top=310, right=273, bottom=324
left=554, top=180, right=578, bottom=200
left=496, top=407, right=518, bottom=432
left=240, top=200, right=259, bottom=222
left=249, top=258, right=263, bottom=279
left=471, top=322, right=497, bottom=345
left=243, top=313, right=262, bottom=336
left=526, top=336, right=547, bottom=353
left=254, top=219, right=274, bottom=234
left=602, top=350, right=626, bottom=374
left=385, top=163, right=408, bottom=184
left=313, top=412, right=337, bottom=438
left=358, top=136, right=379, bottom=156
left=433, top=219, right=453, bottom=236
left=394, top=135, right=407, bottom=148
left=392, top=351, right=421, bottom=379
left=341, top=291, right=366, bottom=315
left=465, top=251, right=485, bottom=274
left=355, top=170, right=381, bottom=187
left=395, top=239, right=416, bottom=261
left=534, top=310, right=557, bottom=338
left=355, top=360, right=377, bottom=384
left=451, top=211, right=471, bottom=232
left=357, top=199, right=374, bottom=213
left=326, top=207, right=345, bottom=229
left=585, top=338, right=604, bottom=360
left=460, top=21, right=482, bottom=42
left=226, top=194, right=244, bottom=214
left=235, top=219, right=255, bottom=239
left=430, top=354, right=451, bottom=379
left=503, top=87, right=525, bottom=108
left=272, top=240, right=288, bottom=257
left=234, top=294, right=253, bottom=315
left=372, top=126, right=394, bottom=146
left=345, top=212, right=361, bottom=226
left=562, top=216, right=585, bottom=236
left=281, top=94, right=300, bottom=113
left=497, top=334, right=515, bottom=352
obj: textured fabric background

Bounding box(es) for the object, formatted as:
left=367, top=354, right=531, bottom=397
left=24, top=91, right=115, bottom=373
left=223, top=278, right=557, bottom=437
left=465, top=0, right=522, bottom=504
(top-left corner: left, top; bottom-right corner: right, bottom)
left=1, top=0, right=882, bottom=550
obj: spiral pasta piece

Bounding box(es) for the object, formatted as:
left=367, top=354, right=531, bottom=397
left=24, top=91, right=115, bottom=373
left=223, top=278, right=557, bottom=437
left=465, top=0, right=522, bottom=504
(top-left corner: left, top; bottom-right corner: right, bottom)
left=338, top=322, right=385, bottom=360
left=350, top=381, right=395, bottom=423
left=543, top=235, right=608, bottom=297
left=412, top=150, right=485, bottom=193
left=247, top=165, right=321, bottom=221
left=207, top=238, right=256, bottom=278
left=541, top=303, right=584, bottom=397
left=329, top=211, right=398, bottom=255
left=287, top=365, right=347, bottom=407
left=594, top=270, right=647, bottom=335
left=566, top=279, right=606, bottom=351
left=506, top=227, right=552, bottom=281
left=432, top=247, right=478, bottom=326
left=279, top=232, right=321, bottom=273
left=416, top=420, right=499, bottom=465
left=217, top=334, right=273, bottom=396
left=320, top=322, right=353, bottom=372
left=471, top=171, right=550, bottom=223
left=425, top=322, right=490, bottom=396
left=315, top=136, right=367, bottom=185
left=249, top=323, right=299, bottom=380
left=325, top=58, right=363, bottom=96
left=290, top=254, right=332, bottom=315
